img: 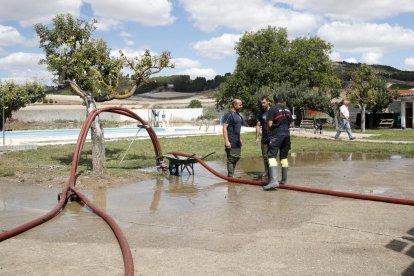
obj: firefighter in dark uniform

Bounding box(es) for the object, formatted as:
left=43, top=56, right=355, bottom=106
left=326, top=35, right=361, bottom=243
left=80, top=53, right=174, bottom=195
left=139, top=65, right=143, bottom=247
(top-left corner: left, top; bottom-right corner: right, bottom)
left=255, top=96, right=271, bottom=178
left=223, top=99, right=243, bottom=177
left=263, top=95, right=293, bottom=190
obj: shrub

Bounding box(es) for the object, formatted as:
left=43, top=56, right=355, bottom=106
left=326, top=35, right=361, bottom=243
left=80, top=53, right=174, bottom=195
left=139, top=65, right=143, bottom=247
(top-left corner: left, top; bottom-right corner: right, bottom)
left=188, top=99, right=202, bottom=108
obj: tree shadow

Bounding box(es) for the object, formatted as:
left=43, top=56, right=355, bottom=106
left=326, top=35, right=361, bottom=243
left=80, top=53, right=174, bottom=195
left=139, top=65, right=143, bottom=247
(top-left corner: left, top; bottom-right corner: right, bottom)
left=385, top=226, right=414, bottom=275
left=51, top=149, right=93, bottom=168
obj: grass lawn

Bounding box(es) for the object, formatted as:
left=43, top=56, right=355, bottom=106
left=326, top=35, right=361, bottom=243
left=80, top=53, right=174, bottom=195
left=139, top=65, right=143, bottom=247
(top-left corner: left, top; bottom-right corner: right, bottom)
left=361, top=128, right=414, bottom=141
left=1, top=131, right=413, bottom=182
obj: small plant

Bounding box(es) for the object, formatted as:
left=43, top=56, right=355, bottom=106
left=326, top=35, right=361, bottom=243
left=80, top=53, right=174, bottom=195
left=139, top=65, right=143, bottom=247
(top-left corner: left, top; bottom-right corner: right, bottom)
left=188, top=99, right=202, bottom=108
left=198, top=113, right=216, bottom=121
left=48, top=99, right=54, bottom=104
left=0, top=169, right=15, bottom=177
left=43, top=99, right=48, bottom=104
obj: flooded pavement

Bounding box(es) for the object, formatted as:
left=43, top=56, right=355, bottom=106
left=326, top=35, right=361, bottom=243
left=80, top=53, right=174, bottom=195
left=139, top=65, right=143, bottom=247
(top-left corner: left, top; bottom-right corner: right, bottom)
left=1, top=153, right=414, bottom=275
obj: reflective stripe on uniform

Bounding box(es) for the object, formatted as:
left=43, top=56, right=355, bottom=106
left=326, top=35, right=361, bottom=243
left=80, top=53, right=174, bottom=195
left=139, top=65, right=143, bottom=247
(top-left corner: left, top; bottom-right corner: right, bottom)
left=268, top=158, right=278, bottom=167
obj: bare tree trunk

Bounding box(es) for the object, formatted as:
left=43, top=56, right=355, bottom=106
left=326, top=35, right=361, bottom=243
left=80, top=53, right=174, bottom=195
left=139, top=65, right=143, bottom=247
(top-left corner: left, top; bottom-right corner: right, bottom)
left=360, top=103, right=366, bottom=133
left=66, top=80, right=106, bottom=174
left=333, top=106, right=340, bottom=130
left=86, top=98, right=105, bottom=174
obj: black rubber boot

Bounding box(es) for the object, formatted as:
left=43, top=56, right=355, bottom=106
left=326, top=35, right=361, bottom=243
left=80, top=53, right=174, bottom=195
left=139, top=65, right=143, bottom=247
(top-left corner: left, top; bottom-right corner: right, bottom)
left=227, top=162, right=235, bottom=177
left=280, top=167, right=288, bottom=184
left=263, top=166, right=279, bottom=191
left=260, top=160, right=269, bottom=178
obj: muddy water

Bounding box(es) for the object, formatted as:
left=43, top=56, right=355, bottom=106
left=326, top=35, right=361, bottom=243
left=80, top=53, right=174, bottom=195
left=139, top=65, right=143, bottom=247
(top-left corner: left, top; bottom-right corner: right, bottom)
left=237, top=152, right=414, bottom=198
left=1, top=152, right=413, bottom=245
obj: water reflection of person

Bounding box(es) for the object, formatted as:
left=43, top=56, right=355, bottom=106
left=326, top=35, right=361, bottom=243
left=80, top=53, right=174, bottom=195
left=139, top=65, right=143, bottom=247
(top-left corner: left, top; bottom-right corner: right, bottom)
left=226, top=184, right=238, bottom=202
left=149, top=178, right=164, bottom=212
left=93, top=186, right=107, bottom=211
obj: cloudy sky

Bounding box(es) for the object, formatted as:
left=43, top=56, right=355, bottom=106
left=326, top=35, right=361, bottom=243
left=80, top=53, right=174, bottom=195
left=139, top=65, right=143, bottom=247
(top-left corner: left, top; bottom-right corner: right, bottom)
left=0, top=0, right=414, bottom=84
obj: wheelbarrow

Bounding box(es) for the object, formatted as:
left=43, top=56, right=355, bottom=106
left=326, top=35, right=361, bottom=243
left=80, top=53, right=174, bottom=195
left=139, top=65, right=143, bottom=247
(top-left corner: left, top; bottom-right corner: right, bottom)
left=163, top=152, right=215, bottom=176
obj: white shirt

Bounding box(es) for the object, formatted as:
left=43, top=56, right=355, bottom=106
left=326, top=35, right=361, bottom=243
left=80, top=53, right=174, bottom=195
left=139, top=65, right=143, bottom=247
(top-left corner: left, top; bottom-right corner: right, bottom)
left=339, top=104, right=350, bottom=120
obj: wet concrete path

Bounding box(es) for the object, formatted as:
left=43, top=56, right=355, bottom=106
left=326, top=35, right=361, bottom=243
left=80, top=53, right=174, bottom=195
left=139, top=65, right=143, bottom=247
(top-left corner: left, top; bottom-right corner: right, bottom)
left=1, top=153, right=414, bottom=275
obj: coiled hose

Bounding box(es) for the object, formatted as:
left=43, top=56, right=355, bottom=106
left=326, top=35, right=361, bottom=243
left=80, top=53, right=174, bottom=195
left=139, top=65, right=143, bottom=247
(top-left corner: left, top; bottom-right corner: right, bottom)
left=0, top=107, right=163, bottom=276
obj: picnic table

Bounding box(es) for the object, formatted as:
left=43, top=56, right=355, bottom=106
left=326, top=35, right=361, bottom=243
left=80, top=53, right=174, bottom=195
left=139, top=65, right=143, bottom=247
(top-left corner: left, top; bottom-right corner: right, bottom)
left=163, top=152, right=215, bottom=176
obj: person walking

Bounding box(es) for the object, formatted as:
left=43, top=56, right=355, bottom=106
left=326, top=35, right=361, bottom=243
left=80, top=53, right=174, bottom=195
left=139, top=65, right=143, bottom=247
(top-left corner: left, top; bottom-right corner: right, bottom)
left=223, top=99, right=243, bottom=177
left=255, top=96, right=271, bottom=178
left=263, top=95, right=293, bottom=191
left=335, top=100, right=356, bottom=140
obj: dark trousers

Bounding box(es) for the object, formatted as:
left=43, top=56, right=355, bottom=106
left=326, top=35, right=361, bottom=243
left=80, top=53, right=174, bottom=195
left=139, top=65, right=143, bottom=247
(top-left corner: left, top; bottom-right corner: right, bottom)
left=268, top=134, right=291, bottom=159
left=225, top=147, right=241, bottom=177
left=261, top=143, right=269, bottom=172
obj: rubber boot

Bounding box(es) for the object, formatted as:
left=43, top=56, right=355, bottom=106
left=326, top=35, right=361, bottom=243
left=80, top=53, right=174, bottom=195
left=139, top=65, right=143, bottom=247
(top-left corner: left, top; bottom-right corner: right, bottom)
left=280, top=167, right=288, bottom=184
left=263, top=166, right=279, bottom=190
left=260, top=160, right=269, bottom=178
left=227, top=162, right=235, bottom=177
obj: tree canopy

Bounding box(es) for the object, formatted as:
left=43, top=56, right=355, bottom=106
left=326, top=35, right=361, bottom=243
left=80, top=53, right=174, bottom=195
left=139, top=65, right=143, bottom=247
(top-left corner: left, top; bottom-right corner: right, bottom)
left=215, top=26, right=340, bottom=115
left=34, top=14, right=173, bottom=102
left=0, top=81, right=45, bottom=130
left=347, top=64, right=395, bottom=132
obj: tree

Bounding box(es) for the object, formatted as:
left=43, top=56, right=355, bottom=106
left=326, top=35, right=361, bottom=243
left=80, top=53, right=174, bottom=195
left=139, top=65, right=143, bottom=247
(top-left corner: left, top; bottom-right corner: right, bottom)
left=0, top=81, right=45, bottom=130
left=348, top=64, right=390, bottom=132
left=215, top=26, right=340, bottom=115
left=34, top=14, right=173, bottom=173
left=367, top=77, right=398, bottom=115
left=257, top=82, right=339, bottom=124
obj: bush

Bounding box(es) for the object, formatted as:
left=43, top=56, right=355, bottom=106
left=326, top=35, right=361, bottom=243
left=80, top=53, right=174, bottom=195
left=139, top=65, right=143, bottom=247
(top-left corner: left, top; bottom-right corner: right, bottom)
left=43, top=99, right=48, bottom=104
left=188, top=99, right=202, bottom=108
left=48, top=99, right=54, bottom=104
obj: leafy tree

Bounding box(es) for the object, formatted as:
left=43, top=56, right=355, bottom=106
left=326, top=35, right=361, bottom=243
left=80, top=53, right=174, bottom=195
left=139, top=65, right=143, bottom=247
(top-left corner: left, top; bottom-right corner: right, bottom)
left=257, top=82, right=339, bottom=123
left=34, top=14, right=173, bottom=172
left=0, top=81, right=45, bottom=130
left=348, top=64, right=390, bottom=132
left=215, top=26, right=340, bottom=115
left=367, top=77, right=398, bottom=115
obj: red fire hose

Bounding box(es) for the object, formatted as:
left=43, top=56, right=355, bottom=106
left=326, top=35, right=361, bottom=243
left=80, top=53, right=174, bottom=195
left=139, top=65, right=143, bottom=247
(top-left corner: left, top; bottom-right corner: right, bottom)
left=0, top=107, right=164, bottom=276
left=1, top=106, right=413, bottom=276
left=167, top=152, right=414, bottom=206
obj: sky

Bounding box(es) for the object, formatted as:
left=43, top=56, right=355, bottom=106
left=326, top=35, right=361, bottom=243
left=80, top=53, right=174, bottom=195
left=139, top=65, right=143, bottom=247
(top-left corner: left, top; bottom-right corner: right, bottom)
left=1, top=0, right=414, bottom=85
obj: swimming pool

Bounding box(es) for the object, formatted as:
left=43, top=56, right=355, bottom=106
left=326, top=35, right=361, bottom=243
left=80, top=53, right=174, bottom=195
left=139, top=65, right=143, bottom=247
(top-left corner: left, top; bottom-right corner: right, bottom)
left=3, top=127, right=171, bottom=138
left=2, top=125, right=229, bottom=146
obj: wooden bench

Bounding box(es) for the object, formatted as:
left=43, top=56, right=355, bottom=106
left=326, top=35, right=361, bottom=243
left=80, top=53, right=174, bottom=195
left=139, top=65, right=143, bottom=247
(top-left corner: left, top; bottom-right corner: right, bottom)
left=299, top=119, right=314, bottom=128
left=378, top=119, right=394, bottom=128
left=299, top=119, right=323, bottom=134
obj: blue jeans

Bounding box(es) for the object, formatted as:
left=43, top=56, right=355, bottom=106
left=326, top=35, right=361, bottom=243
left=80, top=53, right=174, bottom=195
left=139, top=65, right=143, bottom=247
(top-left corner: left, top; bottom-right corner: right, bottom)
left=335, top=119, right=354, bottom=139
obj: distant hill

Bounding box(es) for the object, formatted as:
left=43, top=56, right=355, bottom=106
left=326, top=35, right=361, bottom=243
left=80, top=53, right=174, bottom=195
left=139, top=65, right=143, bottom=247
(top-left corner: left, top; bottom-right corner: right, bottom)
left=334, top=62, right=414, bottom=87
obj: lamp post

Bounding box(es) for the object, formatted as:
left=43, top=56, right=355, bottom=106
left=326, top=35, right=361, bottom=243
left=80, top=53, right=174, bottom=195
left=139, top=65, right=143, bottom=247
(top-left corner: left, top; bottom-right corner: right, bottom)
left=2, top=85, right=4, bottom=147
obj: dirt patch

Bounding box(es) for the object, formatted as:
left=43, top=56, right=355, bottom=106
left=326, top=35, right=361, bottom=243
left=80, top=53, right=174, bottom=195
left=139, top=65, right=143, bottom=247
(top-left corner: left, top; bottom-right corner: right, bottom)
left=74, top=171, right=152, bottom=189
left=5, top=118, right=84, bottom=131
left=2, top=169, right=152, bottom=189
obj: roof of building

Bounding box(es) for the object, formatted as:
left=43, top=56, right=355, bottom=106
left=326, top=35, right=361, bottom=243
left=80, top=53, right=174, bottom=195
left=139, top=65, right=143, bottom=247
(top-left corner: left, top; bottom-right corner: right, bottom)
left=398, top=89, right=414, bottom=97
